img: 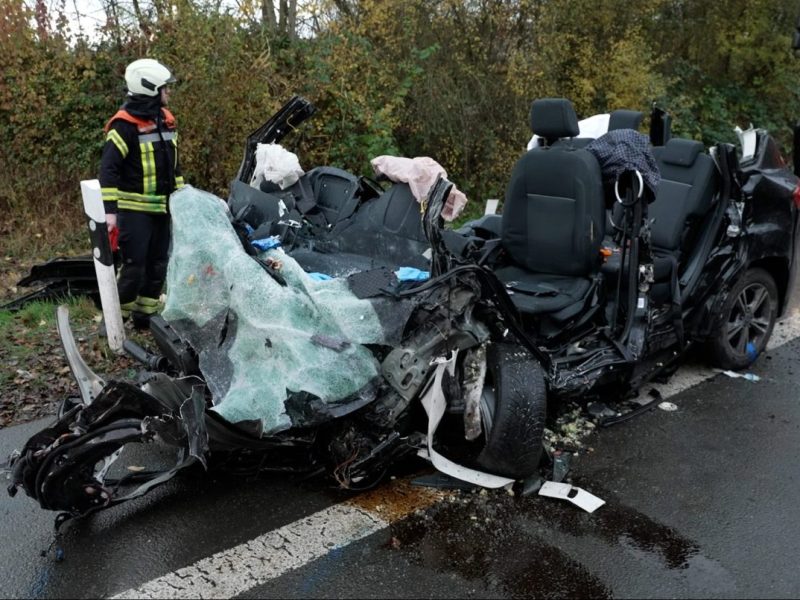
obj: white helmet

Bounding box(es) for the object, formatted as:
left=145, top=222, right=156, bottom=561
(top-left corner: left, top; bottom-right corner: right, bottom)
left=125, top=59, right=176, bottom=97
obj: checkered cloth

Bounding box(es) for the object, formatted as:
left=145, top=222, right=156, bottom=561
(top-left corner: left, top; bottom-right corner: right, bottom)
left=586, top=129, right=660, bottom=194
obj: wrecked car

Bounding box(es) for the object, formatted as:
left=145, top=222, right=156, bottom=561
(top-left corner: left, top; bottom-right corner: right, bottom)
left=5, top=95, right=799, bottom=523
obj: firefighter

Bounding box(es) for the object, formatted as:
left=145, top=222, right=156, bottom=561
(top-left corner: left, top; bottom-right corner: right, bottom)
left=99, top=58, right=185, bottom=329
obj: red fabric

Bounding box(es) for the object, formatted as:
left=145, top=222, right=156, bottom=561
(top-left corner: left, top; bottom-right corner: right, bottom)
left=108, top=225, right=119, bottom=252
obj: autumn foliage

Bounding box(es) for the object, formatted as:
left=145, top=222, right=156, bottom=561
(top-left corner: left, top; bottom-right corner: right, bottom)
left=2, top=0, right=800, bottom=253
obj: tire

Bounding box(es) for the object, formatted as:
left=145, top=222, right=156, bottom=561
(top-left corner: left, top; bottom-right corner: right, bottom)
left=708, top=268, right=778, bottom=370
left=476, top=343, right=547, bottom=479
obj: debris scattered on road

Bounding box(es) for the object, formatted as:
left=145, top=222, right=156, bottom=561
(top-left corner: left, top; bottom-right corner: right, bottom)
left=544, top=404, right=598, bottom=451
left=658, top=401, right=678, bottom=411
left=538, top=481, right=605, bottom=513
left=587, top=401, right=616, bottom=419
left=719, top=369, right=761, bottom=382
left=551, top=451, right=571, bottom=483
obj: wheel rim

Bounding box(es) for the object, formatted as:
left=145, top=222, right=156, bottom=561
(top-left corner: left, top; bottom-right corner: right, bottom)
left=726, top=282, right=774, bottom=357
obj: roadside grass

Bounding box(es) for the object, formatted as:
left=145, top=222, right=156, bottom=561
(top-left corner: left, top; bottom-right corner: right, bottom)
left=1, top=194, right=87, bottom=258
left=0, top=295, right=151, bottom=428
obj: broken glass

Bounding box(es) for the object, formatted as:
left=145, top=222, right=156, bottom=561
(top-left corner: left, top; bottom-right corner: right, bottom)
left=163, top=186, right=391, bottom=433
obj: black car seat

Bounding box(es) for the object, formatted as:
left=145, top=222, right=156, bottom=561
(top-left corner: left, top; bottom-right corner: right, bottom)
left=531, top=97, right=580, bottom=146
left=604, top=137, right=718, bottom=303
left=648, top=138, right=719, bottom=300
left=551, top=108, right=645, bottom=151
left=608, top=109, right=644, bottom=132
left=290, top=182, right=431, bottom=277
left=542, top=97, right=591, bottom=150
left=495, top=98, right=606, bottom=320
left=305, top=166, right=362, bottom=227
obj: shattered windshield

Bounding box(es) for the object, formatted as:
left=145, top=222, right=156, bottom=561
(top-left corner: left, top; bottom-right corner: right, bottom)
left=163, top=186, right=396, bottom=433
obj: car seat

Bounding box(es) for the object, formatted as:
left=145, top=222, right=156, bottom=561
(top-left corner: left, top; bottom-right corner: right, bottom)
left=603, top=137, right=719, bottom=303
left=495, top=98, right=606, bottom=321
left=551, top=107, right=645, bottom=150
left=608, top=109, right=644, bottom=132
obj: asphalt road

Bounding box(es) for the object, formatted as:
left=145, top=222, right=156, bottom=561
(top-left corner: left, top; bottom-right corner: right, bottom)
left=2, top=337, right=800, bottom=599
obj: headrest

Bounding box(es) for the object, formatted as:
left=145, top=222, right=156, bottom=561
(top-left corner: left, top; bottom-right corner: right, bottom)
left=661, top=138, right=704, bottom=167
left=530, top=98, right=580, bottom=141
left=608, top=109, right=644, bottom=131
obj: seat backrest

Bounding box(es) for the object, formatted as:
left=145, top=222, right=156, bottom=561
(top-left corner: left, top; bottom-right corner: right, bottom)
left=530, top=98, right=580, bottom=146
left=608, top=109, right=644, bottom=131
left=331, top=182, right=430, bottom=269
left=552, top=137, right=594, bottom=149
left=649, top=138, right=718, bottom=251
left=502, top=146, right=606, bottom=276
left=306, top=166, right=361, bottom=226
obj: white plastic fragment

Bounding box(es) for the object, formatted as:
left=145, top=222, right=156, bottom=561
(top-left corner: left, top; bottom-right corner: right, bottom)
left=658, top=401, right=678, bottom=412
left=719, top=369, right=761, bottom=382
left=417, top=353, right=515, bottom=489
left=538, top=481, right=605, bottom=513
left=734, top=126, right=757, bottom=162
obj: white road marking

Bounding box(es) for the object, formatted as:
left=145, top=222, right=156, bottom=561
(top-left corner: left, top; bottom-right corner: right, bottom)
left=112, top=504, right=386, bottom=599
left=111, top=481, right=443, bottom=599
left=111, top=314, right=800, bottom=600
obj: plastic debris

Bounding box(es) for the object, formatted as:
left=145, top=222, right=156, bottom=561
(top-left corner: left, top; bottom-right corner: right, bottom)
left=552, top=451, right=571, bottom=483
left=658, top=401, right=678, bottom=411
left=251, top=235, right=282, bottom=252
left=395, top=267, right=430, bottom=282
left=417, top=354, right=515, bottom=489
left=587, top=401, right=617, bottom=419
left=308, top=272, right=333, bottom=281
left=719, top=370, right=761, bottom=382
left=539, top=481, right=605, bottom=513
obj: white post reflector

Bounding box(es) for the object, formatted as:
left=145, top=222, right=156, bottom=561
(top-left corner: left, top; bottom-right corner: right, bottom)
left=81, top=179, right=125, bottom=353
left=484, top=198, right=499, bottom=215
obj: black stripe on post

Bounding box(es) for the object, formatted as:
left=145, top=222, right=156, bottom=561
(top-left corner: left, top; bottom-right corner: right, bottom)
left=86, top=217, right=114, bottom=267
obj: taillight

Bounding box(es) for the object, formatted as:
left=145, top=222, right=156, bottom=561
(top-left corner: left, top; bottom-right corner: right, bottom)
left=793, top=183, right=800, bottom=208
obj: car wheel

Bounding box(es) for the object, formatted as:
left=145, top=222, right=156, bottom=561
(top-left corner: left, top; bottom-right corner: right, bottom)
left=476, top=343, right=547, bottom=479
left=708, top=268, right=778, bottom=370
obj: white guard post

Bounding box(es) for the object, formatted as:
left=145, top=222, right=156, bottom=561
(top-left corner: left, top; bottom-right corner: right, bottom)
left=80, top=179, right=125, bottom=353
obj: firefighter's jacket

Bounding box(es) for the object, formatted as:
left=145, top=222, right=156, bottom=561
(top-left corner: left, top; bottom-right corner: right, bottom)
left=99, top=108, right=185, bottom=214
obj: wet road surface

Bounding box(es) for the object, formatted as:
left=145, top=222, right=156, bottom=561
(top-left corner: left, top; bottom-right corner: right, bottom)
left=2, top=335, right=800, bottom=598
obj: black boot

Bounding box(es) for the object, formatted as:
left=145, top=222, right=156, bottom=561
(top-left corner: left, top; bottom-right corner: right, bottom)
left=131, top=311, right=151, bottom=331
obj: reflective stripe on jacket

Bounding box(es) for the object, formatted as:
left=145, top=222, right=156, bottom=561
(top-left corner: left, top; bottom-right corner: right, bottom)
left=99, top=108, right=184, bottom=214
